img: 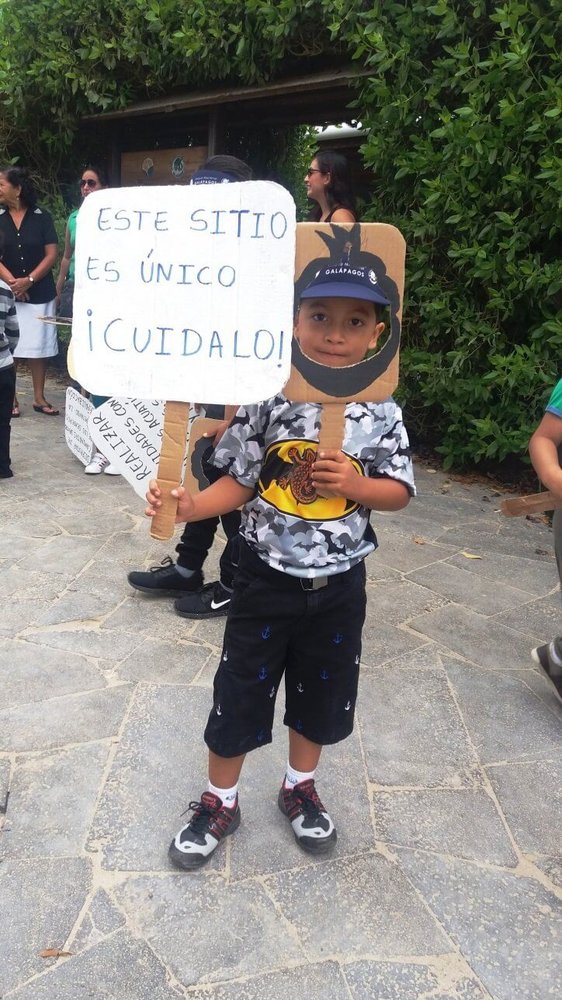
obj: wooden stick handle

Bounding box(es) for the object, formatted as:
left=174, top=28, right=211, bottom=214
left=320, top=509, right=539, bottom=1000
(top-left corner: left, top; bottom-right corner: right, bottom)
left=500, top=490, right=562, bottom=517
left=150, top=401, right=190, bottom=540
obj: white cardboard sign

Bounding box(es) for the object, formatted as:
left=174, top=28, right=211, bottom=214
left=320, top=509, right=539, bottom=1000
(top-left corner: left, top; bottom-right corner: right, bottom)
left=71, top=182, right=296, bottom=403
left=88, top=397, right=197, bottom=498
left=64, top=387, right=95, bottom=466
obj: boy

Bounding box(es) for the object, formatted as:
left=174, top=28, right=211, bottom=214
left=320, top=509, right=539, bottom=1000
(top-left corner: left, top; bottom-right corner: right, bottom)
left=146, top=259, right=415, bottom=869
left=0, top=271, right=19, bottom=478
left=529, top=382, right=562, bottom=694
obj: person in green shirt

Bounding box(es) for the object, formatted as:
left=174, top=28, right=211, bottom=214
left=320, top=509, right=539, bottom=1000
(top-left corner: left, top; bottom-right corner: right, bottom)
left=56, top=164, right=108, bottom=317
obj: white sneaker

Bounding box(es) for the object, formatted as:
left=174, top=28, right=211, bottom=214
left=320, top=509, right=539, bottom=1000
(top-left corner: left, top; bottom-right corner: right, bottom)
left=85, top=452, right=109, bottom=475
left=103, top=463, right=120, bottom=476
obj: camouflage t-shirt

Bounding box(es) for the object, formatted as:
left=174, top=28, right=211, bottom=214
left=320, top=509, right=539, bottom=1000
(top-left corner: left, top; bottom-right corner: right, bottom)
left=213, top=394, right=415, bottom=578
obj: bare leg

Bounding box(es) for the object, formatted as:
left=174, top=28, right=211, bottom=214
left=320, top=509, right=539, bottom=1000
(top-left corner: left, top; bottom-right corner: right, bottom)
left=288, top=729, right=323, bottom=772
left=208, top=750, right=246, bottom=788
left=28, top=358, right=49, bottom=407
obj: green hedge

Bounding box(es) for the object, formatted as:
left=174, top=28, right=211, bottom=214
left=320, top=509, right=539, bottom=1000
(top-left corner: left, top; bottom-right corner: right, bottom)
left=1, top=0, right=560, bottom=467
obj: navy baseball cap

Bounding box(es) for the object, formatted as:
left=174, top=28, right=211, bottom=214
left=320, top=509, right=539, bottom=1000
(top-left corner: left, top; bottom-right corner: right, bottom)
left=191, top=169, right=236, bottom=185
left=300, top=262, right=390, bottom=306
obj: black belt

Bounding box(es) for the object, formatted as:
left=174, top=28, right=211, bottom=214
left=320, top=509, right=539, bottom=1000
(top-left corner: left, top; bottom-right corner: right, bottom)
left=300, top=576, right=329, bottom=591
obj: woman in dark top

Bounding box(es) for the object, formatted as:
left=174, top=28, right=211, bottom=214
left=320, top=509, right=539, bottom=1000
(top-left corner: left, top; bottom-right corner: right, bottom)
left=305, top=149, right=357, bottom=223
left=0, top=166, right=58, bottom=416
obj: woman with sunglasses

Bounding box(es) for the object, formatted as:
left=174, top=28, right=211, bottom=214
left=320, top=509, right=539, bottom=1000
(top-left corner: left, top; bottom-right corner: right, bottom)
left=0, top=165, right=59, bottom=416
left=305, top=149, right=357, bottom=224
left=56, top=165, right=108, bottom=319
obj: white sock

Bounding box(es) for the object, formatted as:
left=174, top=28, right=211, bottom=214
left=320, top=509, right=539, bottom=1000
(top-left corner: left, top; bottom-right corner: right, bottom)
left=284, top=762, right=316, bottom=790
left=208, top=781, right=238, bottom=807
left=175, top=564, right=197, bottom=579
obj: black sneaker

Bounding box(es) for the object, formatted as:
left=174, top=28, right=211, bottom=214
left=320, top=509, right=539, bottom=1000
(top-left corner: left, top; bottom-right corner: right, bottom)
left=278, top=778, right=337, bottom=854
left=532, top=642, right=562, bottom=695
left=168, top=792, right=241, bottom=870
left=127, top=556, right=203, bottom=596
left=174, top=581, right=232, bottom=619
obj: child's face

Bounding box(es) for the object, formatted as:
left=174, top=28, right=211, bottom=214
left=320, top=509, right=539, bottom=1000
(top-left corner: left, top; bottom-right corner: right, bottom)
left=295, top=296, right=385, bottom=367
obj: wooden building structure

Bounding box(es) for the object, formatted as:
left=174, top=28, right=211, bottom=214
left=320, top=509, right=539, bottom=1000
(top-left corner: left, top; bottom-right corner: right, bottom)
left=81, top=66, right=370, bottom=190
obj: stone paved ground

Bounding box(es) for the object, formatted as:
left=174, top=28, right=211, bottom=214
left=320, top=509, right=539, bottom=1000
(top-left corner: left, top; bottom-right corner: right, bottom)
left=1, top=374, right=561, bottom=1000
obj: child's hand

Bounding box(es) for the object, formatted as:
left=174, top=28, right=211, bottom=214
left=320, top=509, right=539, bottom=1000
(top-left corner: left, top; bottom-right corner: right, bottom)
left=144, top=479, right=195, bottom=522
left=312, top=450, right=359, bottom=499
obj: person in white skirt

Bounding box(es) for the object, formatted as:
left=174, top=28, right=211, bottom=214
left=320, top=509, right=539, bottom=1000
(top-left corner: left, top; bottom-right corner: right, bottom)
left=0, top=166, right=59, bottom=416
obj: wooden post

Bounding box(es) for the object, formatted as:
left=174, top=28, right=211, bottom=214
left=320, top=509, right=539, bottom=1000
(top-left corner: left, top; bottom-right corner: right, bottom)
left=150, top=401, right=191, bottom=540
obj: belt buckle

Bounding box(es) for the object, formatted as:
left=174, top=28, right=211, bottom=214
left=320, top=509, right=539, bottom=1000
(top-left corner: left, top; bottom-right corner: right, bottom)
left=301, top=575, right=329, bottom=591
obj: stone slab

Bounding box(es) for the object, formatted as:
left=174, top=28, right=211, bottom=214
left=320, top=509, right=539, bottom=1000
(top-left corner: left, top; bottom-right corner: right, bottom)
left=369, top=529, right=458, bottom=573
left=398, top=849, right=562, bottom=1000
left=1, top=743, right=109, bottom=860
left=0, top=683, right=133, bottom=751
left=2, top=567, right=74, bottom=601
left=360, top=620, right=433, bottom=668
left=10, top=928, right=183, bottom=999
left=364, top=578, right=447, bottom=624
left=24, top=625, right=143, bottom=661
left=103, top=595, right=202, bottom=642
left=444, top=660, right=562, bottom=763
left=434, top=518, right=555, bottom=563
left=115, top=874, right=304, bottom=987
left=374, top=788, right=517, bottom=866
left=265, top=853, right=451, bottom=960
left=407, top=560, right=536, bottom=615
left=358, top=659, right=477, bottom=787
left=14, top=534, right=105, bottom=576
left=71, top=888, right=126, bottom=953
left=187, top=962, right=349, bottom=999
left=410, top=604, right=539, bottom=670
left=345, top=960, right=489, bottom=1000
left=35, top=590, right=124, bottom=627
left=0, top=598, right=51, bottom=637
left=486, top=758, right=562, bottom=856
left=88, top=684, right=211, bottom=871
left=116, top=635, right=212, bottom=684
left=448, top=550, right=558, bottom=596
left=1, top=638, right=105, bottom=710
left=494, top=594, right=562, bottom=642
left=0, top=857, right=91, bottom=994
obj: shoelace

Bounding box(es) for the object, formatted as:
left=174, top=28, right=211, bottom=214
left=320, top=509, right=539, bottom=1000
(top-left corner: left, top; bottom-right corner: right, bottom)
left=181, top=799, right=217, bottom=833
left=148, top=555, right=175, bottom=575
left=294, top=788, right=324, bottom=821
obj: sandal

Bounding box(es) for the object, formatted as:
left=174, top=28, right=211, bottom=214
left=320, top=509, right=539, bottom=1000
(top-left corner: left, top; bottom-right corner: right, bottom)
left=12, top=401, right=20, bottom=418
left=33, top=402, right=59, bottom=416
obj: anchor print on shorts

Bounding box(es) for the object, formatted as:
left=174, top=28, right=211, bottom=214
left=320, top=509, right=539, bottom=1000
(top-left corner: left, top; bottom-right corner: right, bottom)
left=261, top=625, right=272, bottom=640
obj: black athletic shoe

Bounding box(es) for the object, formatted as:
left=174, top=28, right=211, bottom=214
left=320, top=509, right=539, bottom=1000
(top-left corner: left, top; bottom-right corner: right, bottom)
left=168, top=792, right=241, bottom=870
left=127, top=556, right=203, bottom=596
left=174, top=581, right=232, bottom=619
left=532, top=642, right=562, bottom=695
left=278, top=779, right=337, bottom=854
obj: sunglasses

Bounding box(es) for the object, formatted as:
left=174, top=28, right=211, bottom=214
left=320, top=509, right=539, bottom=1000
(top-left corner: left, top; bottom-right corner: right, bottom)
left=80, top=178, right=98, bottom=188
left=306, top=168, right=323, bottom=177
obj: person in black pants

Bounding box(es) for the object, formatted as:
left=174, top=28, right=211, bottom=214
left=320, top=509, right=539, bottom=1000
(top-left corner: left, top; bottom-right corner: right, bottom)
left=127, top=155, right=250, bottom=618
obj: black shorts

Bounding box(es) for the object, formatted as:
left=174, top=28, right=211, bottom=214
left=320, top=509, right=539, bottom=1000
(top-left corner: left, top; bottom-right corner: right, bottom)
left=204, top=541, right=367, bottom=757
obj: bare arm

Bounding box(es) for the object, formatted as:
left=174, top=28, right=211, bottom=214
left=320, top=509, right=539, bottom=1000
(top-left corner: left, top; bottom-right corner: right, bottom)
left=313, top=450, right=411, bottom=510
left=145, top=474, right=253, bottom=523
left=529, top=414, right=562, bottom=499
left=56, top=226, right=73, bottom=295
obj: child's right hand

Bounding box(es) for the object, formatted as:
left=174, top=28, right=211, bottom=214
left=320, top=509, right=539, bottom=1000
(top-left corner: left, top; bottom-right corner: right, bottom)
left=144, top=480, right=195, bottom=522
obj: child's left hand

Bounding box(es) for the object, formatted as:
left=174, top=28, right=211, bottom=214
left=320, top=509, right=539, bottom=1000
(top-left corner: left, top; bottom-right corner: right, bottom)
left=312, top=450, right=359, bottom=499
